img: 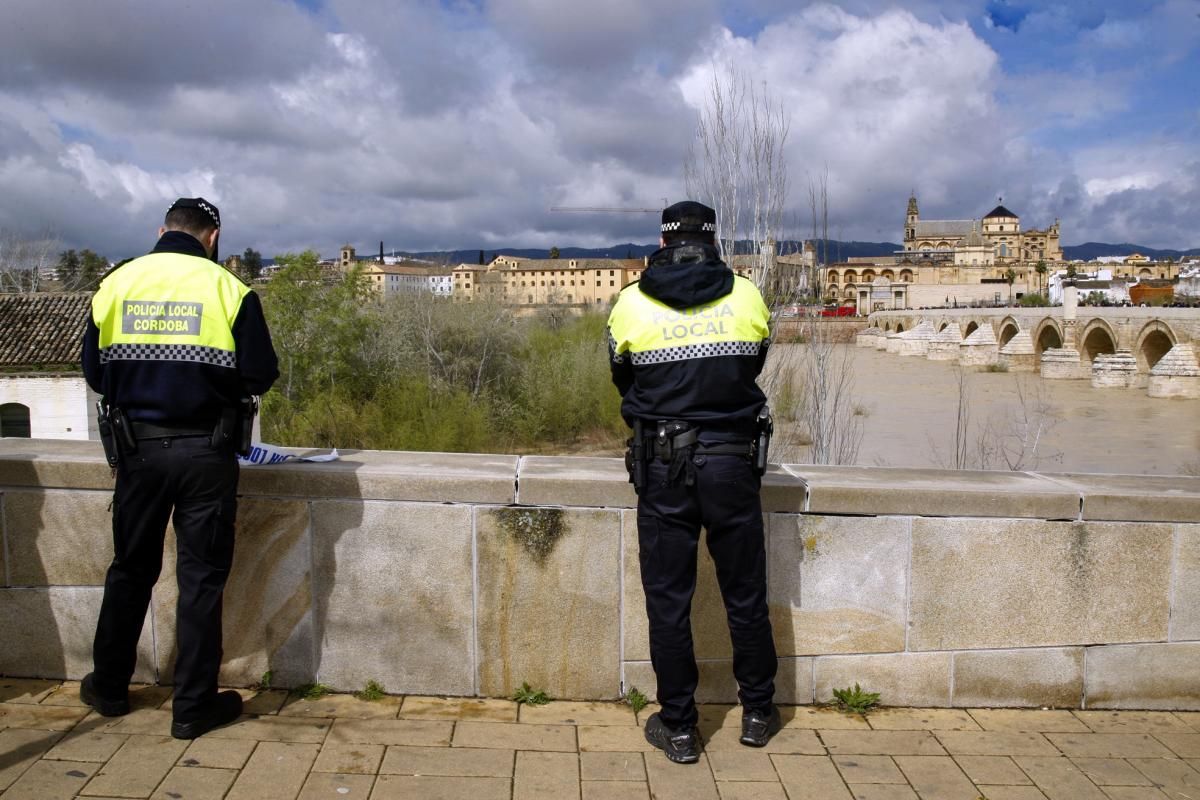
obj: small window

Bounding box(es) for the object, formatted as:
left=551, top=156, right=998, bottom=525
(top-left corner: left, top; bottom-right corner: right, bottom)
left=0, top=403, right=31, bottom=438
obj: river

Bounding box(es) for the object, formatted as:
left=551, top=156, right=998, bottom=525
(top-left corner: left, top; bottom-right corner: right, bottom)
left=768, top=344, right=1200, bottom=476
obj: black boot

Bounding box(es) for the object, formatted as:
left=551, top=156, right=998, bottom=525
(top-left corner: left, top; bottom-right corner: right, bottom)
left=80, top=673, right=130, bottom=717
left=171, top=690, right=243, bottom=740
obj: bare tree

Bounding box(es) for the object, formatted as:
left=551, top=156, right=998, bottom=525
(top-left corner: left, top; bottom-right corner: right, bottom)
left=0, top=229, right=60, bottom=293
left=793, top=316, right=864, bottom=465
left=929, top=370, right=1062, bottom=471
left=684, top=62, right=791, bottom=292
left=808, top=167, right=829, bottom=302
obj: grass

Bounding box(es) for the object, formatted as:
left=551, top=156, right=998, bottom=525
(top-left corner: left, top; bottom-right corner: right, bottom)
left=625, top=686, right=649, bottom=714
left=984, top=362, right=1010, bottom=373
left=832, top=683, right=881, bottom=714
left=512, top=682, right=550, bottom=706
left=253, top=670, right=273, bottom=691
left=294, top=683, right=332, bottom=701
left=355, top=680, right=387, bottom=702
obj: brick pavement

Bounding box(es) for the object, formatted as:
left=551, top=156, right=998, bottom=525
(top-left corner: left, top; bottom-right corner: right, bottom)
left=2, top=678, right=1199, bottom=799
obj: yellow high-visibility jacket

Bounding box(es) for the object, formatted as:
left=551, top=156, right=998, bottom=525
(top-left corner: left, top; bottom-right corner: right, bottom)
left=82, top=232, right=278, bottom=425
left=607, top=242, right=769, bottom=436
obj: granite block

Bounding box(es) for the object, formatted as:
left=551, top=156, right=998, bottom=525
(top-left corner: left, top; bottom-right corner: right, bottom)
left=0, top=587, right=154, bottom=681
left=768, top=515, right=908, bottom=656
left=952, top=648, right=1084, bottom=708
left=1084, top=643, right=1200, bottom=710
left=814, top=652, right=952, bottom=707
left=477, top=507, right=621, bottom=699
left=4, top=489, right=113, bottom=586
left=311, top=500, right=475, bottom=695
left=910, top=519, right=1173, bottom=651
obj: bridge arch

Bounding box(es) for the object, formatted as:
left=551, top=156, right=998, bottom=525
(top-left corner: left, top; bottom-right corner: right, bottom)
left=964, top=320, right=979, bottom=337
left=1033, top=318, right=1063, bottom=355
left=1080, top=318, right=1118, bottom=363
left=998, top=316, right=1021, bottom=347
left=895, top=323, right=906, bottom=334
left=1134, top=321, right=1176, bottom=372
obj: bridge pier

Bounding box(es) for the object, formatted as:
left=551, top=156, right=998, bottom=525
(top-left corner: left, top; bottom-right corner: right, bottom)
left=1148, top=343, right=1200, bottom=399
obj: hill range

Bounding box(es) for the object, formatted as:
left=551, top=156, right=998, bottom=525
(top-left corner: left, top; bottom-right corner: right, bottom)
left=400, top=240, right=1200, bottom=264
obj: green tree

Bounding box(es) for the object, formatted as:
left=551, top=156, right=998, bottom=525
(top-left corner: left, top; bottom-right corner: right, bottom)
left=57, top=249, right=80, bottom=287
left=548, top=246, right=560, bottom=259
left=241, top=248, right=263, bottom=282
left=1004, top=267, right=1017, bottom=305
left=1035, top=259, right=1047, bottom=295
left=78, top=249, right=108, bottom=291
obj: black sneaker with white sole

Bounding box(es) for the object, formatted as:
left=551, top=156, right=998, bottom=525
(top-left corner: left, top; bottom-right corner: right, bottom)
left=644, top=712, right=701, bottom=764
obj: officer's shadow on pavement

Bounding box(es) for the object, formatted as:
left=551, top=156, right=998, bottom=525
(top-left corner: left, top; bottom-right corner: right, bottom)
left=153, top=449, right=365, bottom=700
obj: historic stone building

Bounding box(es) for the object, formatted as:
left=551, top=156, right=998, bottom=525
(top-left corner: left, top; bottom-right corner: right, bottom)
left=904, top=195, right=1063, bottom=263
left=821, top=195, right=1068, bottom=312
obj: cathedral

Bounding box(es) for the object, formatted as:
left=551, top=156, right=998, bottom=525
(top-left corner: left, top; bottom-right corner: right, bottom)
left=903, top=195, right=1063, bottom=264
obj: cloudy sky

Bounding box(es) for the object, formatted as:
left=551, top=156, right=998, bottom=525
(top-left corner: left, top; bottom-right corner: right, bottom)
left=1, top=0, right=1197, bottom=261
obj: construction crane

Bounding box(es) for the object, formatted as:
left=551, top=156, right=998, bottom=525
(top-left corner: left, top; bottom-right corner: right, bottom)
left=548, top=206, right=661, bottom=213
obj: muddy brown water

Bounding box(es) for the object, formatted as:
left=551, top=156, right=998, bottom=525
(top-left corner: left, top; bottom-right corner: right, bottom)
left=768, top=344, right=1200, bottom=475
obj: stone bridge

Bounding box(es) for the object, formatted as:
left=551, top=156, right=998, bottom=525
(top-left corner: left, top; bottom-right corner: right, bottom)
left=865, top=305, right=1200, bottom=396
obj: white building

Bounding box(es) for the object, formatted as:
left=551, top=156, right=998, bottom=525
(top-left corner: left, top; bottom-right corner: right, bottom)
left=0, top=293, right=98, bottom=440
left=361, top=263, right=455, bottom=296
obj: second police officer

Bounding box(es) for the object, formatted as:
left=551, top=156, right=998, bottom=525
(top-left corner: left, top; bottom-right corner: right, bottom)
left=607, top=201, right=779, bottom=763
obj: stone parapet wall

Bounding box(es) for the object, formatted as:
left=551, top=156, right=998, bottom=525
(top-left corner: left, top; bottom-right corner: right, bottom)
left=2, top=440, right=1199, bottom=710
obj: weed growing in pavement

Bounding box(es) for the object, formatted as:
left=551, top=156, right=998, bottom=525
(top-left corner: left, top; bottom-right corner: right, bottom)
left=832, top=683, right=881, bottom=714
left=512, top=682, right=550, bottom=706
left=625, top=686, right=649, bottom=714
left=355, top=680, right=387, bottom=702
left=295, top=683, right=332, bottom=701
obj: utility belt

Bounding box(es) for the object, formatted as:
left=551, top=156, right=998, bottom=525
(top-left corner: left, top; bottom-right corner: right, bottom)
left=624, top=407, right=772, bottom=493
left=97, top=397, right=258, bottom=469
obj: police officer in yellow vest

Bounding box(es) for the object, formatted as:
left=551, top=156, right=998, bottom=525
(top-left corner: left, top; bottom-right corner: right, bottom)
left=80, top=197, right=278, bottom=739
left=608, top=201, right=779, bottom=763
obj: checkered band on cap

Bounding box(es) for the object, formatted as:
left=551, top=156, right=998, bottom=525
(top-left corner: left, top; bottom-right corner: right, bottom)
left=630, top=340, right=762, bottom=365
left=661, top=221, right=718, bottom=233
left=169, top=197, right=221, bottom=228
left=99, top=343, right=236, bottom=369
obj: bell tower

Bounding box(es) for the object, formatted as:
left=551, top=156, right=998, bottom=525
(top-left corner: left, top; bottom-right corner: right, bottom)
left=905, top=193, right=919, bottom=250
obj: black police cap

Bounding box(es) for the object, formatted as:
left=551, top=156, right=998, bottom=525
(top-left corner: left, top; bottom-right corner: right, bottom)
left=661, top=201, right=717, bottom=234
left=168, top=197, right=221, bottom=229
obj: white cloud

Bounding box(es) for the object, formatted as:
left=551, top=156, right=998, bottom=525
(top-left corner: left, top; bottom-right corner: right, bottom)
left=59, top=144, right=218, bottom=214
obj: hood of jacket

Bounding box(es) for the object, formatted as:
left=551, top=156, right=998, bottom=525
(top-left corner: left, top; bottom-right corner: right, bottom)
left=638, top=242, right=734, bottom=310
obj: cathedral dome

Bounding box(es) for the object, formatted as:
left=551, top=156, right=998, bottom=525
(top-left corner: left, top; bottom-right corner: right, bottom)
left=983, top=204, right=1018, bottom=220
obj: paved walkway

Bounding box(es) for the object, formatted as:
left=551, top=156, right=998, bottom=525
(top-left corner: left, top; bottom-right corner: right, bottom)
left=2, top=679, right=1199, bottom=799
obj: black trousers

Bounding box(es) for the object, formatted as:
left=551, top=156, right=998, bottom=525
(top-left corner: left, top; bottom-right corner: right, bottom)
left=92, top=435, right=238, bottom=723
left=637, top=450, right=777, bottom=728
